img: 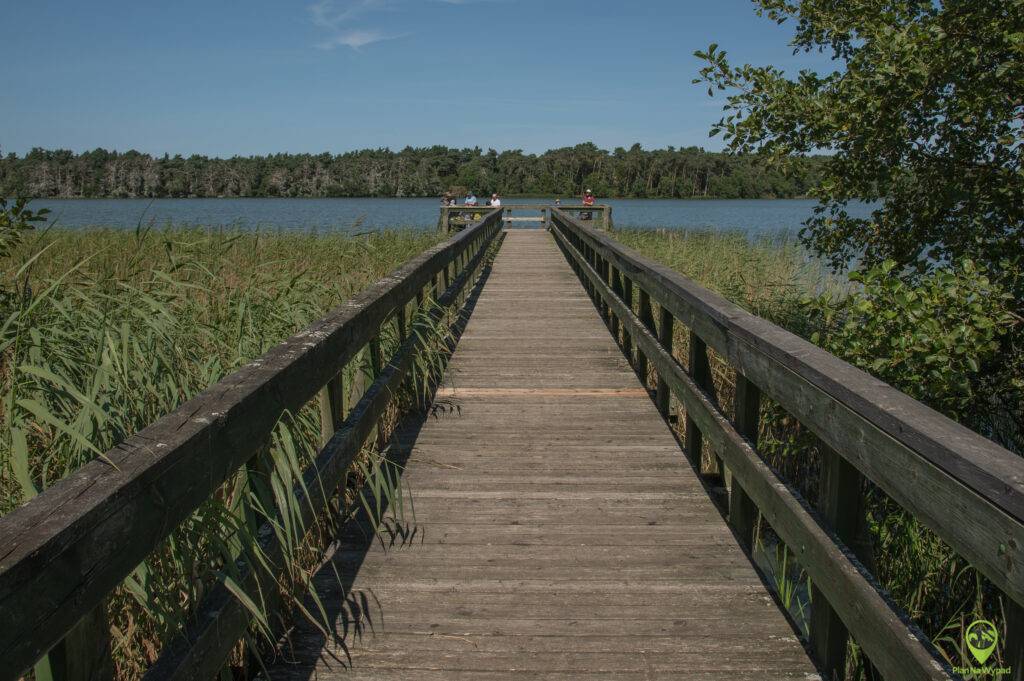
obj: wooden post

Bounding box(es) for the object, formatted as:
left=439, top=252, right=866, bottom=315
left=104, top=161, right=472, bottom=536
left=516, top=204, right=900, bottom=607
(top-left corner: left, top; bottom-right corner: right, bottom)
left=1005, top=601, right=1024, bottom=681
left=367, top=336, right=384, bottom=447
left=609, top=266, right=622, bottom=341
left=396, top=305, right=407, bottom=343
left=637, top=289, right=654, bottom=388
left=604, top=204, right=613, bottom=230
left=589, top=250, right=599, bottom=304
left=622, top=277, right=634, bottom=365
left=809, top=445, right=868, bottom=678
left=369, top=336, right=383, bottom=377
left=684, top=331, right=715, bottom=470
left=318, top=372, right=346, bottom=447
left=35, top=608, right=113, bottom=681
left=439, top=206, right=451, bottom=233
left=598, top=258, right=610, bottom=322
left=730, top=372, right=760, bottom=550
left=656, top=307, right=673, bottom=417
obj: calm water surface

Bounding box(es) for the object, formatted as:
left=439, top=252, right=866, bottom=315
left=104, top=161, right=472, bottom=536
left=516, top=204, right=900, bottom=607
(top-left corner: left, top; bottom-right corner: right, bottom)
left=30, top=197, right=874, bottom=234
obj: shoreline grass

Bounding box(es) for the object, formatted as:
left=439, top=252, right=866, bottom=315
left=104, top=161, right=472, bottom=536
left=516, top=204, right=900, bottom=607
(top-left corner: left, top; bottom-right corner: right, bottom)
left=616, top=227, right=1015, bottom=677
left=0, top=225, right=444, bottom=677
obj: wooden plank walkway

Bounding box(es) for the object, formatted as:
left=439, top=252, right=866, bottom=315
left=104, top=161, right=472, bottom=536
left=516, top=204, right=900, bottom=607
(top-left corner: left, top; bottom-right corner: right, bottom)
left=268, top=230, right=820, bottom=680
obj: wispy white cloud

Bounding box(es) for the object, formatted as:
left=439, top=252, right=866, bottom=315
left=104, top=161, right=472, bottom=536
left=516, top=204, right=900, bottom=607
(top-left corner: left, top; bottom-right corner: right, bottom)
left=317, top=28, right=404, bottom=50
left=308, top=0, right=404, bottom=50
left=308, top=0, right=504, bottom=50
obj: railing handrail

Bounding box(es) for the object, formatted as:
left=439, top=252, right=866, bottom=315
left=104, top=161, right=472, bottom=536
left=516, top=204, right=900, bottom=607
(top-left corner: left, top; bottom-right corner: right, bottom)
left=441, top=204, right=612, bottom=233
left=552, top=209, right=1024, bottom=518
left=549, top=207, right=1024, bottom=679
left=0, top=209, right=504, bottom=677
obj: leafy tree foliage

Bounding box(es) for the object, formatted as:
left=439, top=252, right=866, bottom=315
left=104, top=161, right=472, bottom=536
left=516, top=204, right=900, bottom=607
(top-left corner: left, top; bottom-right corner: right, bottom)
left=805, top=259, right=1021, bottom=448
left=695, top=0, right=1024, bottom=300
left=0, top=144, right=824, bottom=200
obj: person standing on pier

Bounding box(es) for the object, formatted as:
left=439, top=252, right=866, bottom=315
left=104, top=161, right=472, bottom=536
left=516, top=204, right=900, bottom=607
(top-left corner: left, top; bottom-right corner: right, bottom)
left=490, top=193, right=502, bottom=208
left=582, top=188, right=595, bottom=220
left=464, top=191, right=480, bottom=221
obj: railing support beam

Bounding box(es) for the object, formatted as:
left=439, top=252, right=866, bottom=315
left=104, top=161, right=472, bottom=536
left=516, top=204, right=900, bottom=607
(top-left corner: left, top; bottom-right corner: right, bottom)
left=656, top=308, right=673, bottom=417
left=729, top=372, right=760, bottom=550
left=810, top=445, right=868, bottom=677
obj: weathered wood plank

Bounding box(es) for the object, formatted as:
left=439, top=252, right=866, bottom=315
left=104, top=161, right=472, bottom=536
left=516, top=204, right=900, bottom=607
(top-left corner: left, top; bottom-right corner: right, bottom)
left=268, top=230, right=817, bottom=680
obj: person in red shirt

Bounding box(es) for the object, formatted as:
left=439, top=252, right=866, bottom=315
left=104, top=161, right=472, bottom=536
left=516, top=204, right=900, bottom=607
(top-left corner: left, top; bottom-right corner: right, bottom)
left=581, top=189, right=595, bottom=220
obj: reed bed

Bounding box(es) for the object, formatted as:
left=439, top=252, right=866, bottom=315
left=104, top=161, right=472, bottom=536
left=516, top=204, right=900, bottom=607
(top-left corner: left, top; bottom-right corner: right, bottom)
left=0, top=224, right=445, bottom=677
left=2, top=219, right=1008, bottom=679
left=617, top=227, right=1006, bottom=678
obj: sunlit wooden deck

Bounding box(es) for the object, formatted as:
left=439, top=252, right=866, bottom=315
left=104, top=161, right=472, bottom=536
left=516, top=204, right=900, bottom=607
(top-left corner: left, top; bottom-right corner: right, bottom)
left=267, top=230, right=819, bottom=680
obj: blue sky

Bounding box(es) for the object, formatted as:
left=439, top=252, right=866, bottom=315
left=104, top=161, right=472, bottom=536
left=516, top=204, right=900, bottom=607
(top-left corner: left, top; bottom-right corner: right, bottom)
left=1, top=0, right=831, bottom=157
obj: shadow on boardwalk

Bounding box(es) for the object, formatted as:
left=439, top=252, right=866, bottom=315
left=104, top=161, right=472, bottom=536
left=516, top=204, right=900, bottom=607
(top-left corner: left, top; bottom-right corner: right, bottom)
left=263, top=234, right=502, bottom=679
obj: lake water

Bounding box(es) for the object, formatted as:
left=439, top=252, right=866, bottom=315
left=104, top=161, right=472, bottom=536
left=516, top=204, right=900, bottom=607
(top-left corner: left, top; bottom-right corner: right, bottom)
left=29, top=197, right=874, bottom=234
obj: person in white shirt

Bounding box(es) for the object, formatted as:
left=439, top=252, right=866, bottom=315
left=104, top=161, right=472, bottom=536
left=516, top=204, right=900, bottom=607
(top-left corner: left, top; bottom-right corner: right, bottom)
left=490, top=193, right=502, bottom=207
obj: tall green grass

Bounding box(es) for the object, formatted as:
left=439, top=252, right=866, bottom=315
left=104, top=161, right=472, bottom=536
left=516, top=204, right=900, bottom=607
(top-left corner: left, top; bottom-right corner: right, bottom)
left=0, top=225, right=444, bottom=677
left=618, top=227, right=1017, bottom=678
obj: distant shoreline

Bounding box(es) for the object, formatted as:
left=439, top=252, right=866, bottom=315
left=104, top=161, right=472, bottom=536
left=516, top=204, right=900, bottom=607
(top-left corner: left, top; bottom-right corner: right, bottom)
left=22, top=195, right=819, bottom=202
left=2, top=145, right=825, bottom=201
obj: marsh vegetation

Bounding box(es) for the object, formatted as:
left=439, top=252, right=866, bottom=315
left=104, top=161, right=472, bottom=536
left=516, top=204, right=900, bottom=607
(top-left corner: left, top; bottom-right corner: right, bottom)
left=0, top=210, right=449, bottom=676
left=620, top=227, right=1022, bottom=677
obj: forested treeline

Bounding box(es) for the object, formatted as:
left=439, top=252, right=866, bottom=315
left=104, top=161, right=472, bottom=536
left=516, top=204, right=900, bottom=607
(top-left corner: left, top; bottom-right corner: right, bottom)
left=0, top=143, right=825, bottom=199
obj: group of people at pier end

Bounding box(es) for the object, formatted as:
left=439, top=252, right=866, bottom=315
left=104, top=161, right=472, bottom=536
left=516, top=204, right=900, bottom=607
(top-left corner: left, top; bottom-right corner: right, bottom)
left=440, top=189, right=597, bottom=219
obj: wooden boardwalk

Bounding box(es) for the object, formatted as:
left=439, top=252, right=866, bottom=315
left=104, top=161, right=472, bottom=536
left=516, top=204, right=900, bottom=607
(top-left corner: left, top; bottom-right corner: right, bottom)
left=269, top=230, right=820, bottom=680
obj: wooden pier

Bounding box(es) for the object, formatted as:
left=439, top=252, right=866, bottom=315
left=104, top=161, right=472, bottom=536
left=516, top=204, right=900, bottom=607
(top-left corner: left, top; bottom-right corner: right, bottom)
left=3, top=207, right=1024, bottom=681
left=267, top=229, right=818, bottom=680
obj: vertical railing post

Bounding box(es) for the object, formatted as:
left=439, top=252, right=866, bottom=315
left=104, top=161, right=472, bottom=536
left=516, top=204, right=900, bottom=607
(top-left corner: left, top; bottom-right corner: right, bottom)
left=318, top=372, right=346, bottom=447
left=729, top=372, right=760, bottom=550
left=397, top=304, right=408, bottom=343
left=35, top=608, right=113, bottom=681
left=440, top=206, right=451, bottom=233
left=622, top=276, right=634, bottom=365
left=589, top=248, right=599, bottom=303
left=637, top=289, right=654, bottom=389
left=609, top=266, right=622, bottom=341
left=809, top=445, right=869, bottom=677
left=1005, top=602, right=1024, bottom=681
left=684, top=331, right=717, bottom=471
left=598, top=257, right=610, bottom=322
left=656, top=307, right=673, bottom=417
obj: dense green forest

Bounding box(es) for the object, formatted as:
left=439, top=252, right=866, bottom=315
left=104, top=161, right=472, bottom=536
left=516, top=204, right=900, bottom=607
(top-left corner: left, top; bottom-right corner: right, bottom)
left=0, top=144, right=825, bottom=200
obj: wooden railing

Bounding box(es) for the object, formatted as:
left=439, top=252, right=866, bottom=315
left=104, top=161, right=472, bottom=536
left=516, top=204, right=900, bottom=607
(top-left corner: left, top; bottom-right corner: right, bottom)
left=0, top=209, right=505, bottom=681
left=549, top=208, right=1024, bottom=681
left=440, top=203, right=612, bottom=232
